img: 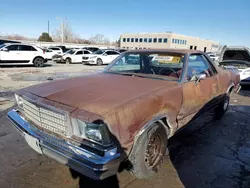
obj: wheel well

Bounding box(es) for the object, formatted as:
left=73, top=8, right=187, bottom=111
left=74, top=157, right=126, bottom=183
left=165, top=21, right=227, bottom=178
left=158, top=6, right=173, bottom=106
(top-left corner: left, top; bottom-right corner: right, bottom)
left=228, top=86, right=234, bottom=94
left=158, top=117, right=172, bottom=137
left=33, top=56, right=44, bottom=61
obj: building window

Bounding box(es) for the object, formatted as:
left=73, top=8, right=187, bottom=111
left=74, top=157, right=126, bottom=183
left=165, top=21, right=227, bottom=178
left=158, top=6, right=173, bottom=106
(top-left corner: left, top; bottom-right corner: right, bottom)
left=139, top=38, right=143, bottom=42
left=163, top=38, right=168, bottom=43
left=174, top=39, right=177, bottom=44
left=185, top=40, right=187, bottom=45
left=135, top=38, right=138, bottom=42
left=194, top=46, right=197, bottom=50
left=153, top=38, right=157, bottom=43
left=172, top=39, right=174, bottom=43
left=144, top=38, right=147, bottom=42
left=131, top=38, right=134, bottom=42
left=158, top=38, right=162, bottom=43
left=127, top=38, right=130, bottom=42
left=123, top=38, right=126, bottom=42
left=148, top=38, right=152, bottom=43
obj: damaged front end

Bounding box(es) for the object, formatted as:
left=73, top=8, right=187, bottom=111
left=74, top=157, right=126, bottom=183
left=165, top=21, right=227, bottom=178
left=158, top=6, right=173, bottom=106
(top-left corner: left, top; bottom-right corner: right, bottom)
left=8, top=94, right=121, bottom=180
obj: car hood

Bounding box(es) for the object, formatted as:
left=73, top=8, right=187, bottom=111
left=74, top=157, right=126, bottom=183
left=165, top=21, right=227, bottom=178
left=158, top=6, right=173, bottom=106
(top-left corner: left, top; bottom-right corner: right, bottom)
left=22, top=73, right=177, bottom=115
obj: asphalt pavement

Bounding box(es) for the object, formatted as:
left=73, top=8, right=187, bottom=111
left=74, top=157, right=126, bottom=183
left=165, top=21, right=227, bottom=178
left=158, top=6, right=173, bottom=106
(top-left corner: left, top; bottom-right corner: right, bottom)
left=0, top=89, right=250, bottom=188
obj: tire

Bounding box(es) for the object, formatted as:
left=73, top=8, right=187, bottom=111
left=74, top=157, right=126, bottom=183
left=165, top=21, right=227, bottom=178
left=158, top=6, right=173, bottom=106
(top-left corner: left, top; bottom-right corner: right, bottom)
left=66, top=58, right=71, bottom=64
left=33, top=57, right=44, bottom=67
left=97, top=58, right=103, bottom=66
left=129, top=123, right=168, bottom=179
left=214, top=94, right=230, bottom=119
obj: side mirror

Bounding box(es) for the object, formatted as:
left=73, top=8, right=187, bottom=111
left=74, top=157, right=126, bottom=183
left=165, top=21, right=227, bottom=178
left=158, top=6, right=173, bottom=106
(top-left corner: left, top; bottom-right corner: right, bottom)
left=1, top=47, right=8, bottom=52
left=103, top=53, right=107, bottom=56
left=195, top=73, right=206, bottom=84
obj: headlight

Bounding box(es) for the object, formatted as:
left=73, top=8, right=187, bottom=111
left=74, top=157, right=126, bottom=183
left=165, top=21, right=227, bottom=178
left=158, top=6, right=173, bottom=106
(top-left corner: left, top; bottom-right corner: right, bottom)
left=89, top=56, right=97, bottom=59
left=71, top=119, right=112, bottom=145
left=15, top=94, right=24, bottom=109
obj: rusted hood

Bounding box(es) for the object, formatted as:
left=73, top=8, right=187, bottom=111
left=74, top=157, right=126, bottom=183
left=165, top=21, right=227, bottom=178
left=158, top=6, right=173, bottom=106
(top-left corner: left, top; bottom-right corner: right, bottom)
left=23, top=73, right=177, bottom=115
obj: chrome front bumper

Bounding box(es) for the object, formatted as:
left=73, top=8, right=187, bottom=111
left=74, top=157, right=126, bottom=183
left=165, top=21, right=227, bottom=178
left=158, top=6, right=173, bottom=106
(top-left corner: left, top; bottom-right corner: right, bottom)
left=7, top=109, right=120, bottom=180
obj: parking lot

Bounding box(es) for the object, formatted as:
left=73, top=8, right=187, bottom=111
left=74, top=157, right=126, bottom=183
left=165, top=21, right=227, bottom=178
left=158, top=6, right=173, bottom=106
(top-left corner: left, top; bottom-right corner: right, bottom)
left=1, top=62, right=250, bottom=188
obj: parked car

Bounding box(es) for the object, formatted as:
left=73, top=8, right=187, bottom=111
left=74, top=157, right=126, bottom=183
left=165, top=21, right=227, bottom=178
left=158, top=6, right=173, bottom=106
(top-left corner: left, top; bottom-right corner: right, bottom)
left=82, top=49, right=120, bottom=65
left=216, top=46, right=250, bottom=85
left=57, top=49, right=92, bottom=64
left=43, top=48, right=54, bottom=60
left=8, top=49, right=240, bottom=180
left=0, top=43, right=47, bottom=67
left=56, top=45, right=69, bottom=53
left=82, top=46, right=100, bottom=53
left=117, top=49, right=127, bottom=53
left=0, top=39, right=21, bottom=45
left=47, top=46, right=63, bottom=55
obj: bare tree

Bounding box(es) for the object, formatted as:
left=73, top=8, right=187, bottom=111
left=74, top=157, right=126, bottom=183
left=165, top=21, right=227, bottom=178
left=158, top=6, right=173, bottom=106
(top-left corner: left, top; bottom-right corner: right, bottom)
left=54, top=21, right=75, bottom=43
left=89, top=34, right=105, bottom=44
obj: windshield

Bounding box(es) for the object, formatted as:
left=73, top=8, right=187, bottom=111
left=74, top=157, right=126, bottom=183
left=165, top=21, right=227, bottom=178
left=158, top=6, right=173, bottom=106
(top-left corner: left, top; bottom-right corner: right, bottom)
left=104, top=52, right=184, bottom=81
left=65, top=49, right=75, bottom=55
left=94, top=49, right=104, bottom=54
left=0, top=44, right=6, bottom=49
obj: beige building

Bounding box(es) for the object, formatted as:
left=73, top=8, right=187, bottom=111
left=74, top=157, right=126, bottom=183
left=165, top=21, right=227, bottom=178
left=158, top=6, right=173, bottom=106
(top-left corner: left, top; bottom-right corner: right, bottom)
left=120, top=32, right=220, bottom=52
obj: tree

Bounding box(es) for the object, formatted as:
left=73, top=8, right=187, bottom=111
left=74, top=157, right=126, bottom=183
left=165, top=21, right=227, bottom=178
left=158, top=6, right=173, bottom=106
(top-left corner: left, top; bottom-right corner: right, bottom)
left=89, top=34, right=105, bottom=44
left=54, top=21, right=74, bottom=43
left=38, top=32, right=53, bottom=42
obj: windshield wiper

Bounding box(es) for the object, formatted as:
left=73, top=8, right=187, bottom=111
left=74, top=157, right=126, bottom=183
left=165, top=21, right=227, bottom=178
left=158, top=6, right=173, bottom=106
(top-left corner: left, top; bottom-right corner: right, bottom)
left=105, top=72, right=164, bottom=80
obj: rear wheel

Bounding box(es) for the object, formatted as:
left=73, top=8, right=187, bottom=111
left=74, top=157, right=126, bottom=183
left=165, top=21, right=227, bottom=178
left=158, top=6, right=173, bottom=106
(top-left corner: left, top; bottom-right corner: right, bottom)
left=129, top=123, right=168, bottom=179
left=97, top=58, right=103, bottom=66
left=214, top=94, right=230, bottom=119
left=33, top=57, right=44, bottom=67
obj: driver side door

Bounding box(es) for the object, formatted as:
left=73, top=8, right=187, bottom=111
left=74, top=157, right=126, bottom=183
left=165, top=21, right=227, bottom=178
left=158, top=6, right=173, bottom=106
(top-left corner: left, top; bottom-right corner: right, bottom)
left=177, top=54, right=219, bottom=128
left=0, top=45, right=21, bottom=63
left=73, top=50, right=84, bottom=63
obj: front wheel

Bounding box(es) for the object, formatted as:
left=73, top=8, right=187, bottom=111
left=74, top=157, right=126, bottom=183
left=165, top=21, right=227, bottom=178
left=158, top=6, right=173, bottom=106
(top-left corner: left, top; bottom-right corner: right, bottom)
left=33, top=57, right=44, bottom=67
left=65, top=58, right=71, bottom=64
left=129, top=123, right=168, bottom=179
left=97, top=58, right=103, bottom=66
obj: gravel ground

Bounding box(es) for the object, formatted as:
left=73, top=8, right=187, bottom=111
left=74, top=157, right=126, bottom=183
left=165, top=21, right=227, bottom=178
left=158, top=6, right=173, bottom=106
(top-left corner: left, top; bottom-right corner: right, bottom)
left=1, top=63, right=250, bottom=188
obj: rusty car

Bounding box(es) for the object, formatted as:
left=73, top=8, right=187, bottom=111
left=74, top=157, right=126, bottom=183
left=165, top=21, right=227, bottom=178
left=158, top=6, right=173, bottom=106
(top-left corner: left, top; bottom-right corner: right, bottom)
left=8, top=49, right=240, bottom=180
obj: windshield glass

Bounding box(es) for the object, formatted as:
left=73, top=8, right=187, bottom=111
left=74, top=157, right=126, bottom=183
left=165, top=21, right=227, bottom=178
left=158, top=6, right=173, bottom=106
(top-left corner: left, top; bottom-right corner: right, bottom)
left=94, top=49, right=104, bottom=54
left=0, top=44, right=6, bottom=49
left=65, top=49, right=75, bottom=54
left=104, top=52, right=184, bottom=81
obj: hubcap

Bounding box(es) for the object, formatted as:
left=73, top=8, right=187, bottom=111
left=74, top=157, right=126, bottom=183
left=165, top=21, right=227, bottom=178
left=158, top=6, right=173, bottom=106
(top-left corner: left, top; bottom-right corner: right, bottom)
left=35, top=58, right=43, bottom=67
left=145, top=133, right=162, bottom=168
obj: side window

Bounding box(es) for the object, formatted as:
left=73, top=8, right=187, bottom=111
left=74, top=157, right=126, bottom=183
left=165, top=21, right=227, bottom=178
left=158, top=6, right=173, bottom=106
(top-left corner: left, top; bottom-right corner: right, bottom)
left=76, top=51, right=83, bottom=55
left=6, top=45, right=19, bottom=51
left=186, top=54, right=216, bottom=81
left=19, top=45, right=37, bottom=51
left=106, top=51, right=119, bottom=55
left=110, top=54, right=140, bottom=71
left=84, top=50, right=91, bottom=54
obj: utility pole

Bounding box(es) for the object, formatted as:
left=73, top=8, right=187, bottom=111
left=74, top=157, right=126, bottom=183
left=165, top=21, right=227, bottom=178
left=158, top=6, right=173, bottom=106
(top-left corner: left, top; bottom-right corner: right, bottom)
left=48, top=20, right=50, bottom=35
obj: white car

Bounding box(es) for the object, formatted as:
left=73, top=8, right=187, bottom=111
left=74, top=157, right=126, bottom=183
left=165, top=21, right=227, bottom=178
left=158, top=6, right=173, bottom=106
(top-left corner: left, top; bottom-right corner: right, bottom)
left=61, top=49, right=92, bottom=64
left=47, top=47, right=63, bottom=55
left=82, top=49, right=120, bottom=65
left=0, top=43, right=47, bottom=67
left=44, top=48, right=54, bottom=60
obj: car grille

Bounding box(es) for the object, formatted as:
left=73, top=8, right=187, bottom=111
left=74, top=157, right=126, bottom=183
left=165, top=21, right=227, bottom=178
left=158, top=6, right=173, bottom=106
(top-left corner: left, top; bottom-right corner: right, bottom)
left=22, top=99, right=67, bottom=136
left=82, top=57, right=89, bottom=60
